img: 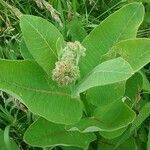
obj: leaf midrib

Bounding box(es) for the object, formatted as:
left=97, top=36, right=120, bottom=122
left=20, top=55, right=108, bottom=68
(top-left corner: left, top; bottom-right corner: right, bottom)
left=114, top=4, right=141, bottom=44
left=23, top=17, right=57, bottom=58
left=92, top=70, right=133, bottom=75
left=0, top=80, right=72, bottom=97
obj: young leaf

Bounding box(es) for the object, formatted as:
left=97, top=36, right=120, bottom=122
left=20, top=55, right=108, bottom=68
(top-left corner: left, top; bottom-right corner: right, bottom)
left=80, top=2, right=144, bottom=77
left=20, top=15, right=65, bottom=75
left=0, top=59, right=82, bottom=125
left=24, top=117, right=96, bottom=149
left=75, top=57, right=134, bottom=95
left=105, top=38, right=150, bottom=72
left=66, top=100, right=135, bottom=132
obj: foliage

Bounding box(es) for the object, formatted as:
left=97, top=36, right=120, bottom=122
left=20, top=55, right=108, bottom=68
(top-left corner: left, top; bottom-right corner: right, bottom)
left=0, top=1, right=150, bottom=150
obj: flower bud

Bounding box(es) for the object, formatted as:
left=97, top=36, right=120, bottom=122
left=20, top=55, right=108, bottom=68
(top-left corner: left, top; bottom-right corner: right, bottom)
left=52, top=41, right=86, bottom=87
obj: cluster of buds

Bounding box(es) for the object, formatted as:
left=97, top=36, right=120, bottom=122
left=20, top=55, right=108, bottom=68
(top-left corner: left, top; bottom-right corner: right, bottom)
left=52, top=41, right=86, bottom=87
left=35, top=0, right=63, bottom=27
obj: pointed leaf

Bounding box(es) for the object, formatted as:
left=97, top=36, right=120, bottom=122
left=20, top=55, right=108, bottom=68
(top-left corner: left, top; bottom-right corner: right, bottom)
left=75, top=57, right=134, bottom=95
left=24, top=117, right=96, bottom=149
left=20, top=15, right=64, bottom=75
left=67, top=100, right=135, bottom=132
left=80, top=2, right=144, bottom=77
left=104, top=38, right=150, bottom=72
left=0, top=59, right=82, bottom=125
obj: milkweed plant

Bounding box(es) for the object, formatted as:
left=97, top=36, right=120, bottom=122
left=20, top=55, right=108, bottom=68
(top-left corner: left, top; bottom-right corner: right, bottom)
left=0, top=2, right=150, bottom=150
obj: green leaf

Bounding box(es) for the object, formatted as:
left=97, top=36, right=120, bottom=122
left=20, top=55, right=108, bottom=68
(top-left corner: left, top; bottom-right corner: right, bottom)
left=0, top=130, right=18, bottom=150
left=24, top=117, right=96, bottom=149
left=98, top=137, right=137, bottom=150
left=99, top=127, right=127, bottom=140
left=114, top=102, right=150, bottom=149
left=19, top=38, right=34, bottom=60
left=75, top=57, right=134, bottom=95
left=20, top=15, right=65, bottom=75
left=87, top=82, right=125, bottom=107
left=62, top=147, right=82, bottom=150
left=0, top=59, right=82, bottom=125
left=104, top=38, right=150, bottom=72
left=80, top=2, right=144, bottom=77
left=125, top=72, right=143, bottom=104
left=66, top=100, right=135, bottom=132
left=94, top=100, right=135, bottom=131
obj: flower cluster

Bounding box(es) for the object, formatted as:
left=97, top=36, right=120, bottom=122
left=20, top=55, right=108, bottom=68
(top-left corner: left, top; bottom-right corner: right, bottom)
left=52, top=41, right=86, bottom=87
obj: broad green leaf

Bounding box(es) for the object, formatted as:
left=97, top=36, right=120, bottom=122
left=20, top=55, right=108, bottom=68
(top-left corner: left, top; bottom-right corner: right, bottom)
left=87, top=82, right=125, bottom=106
left=94, top=100, right=135, bottom=131
left=125, top=72, right=143, bottom=104
left=62, top=147, right=82, bottom=150
left=104, top=38, right=150, bottom=72
left=19, top=38, right=33, bottom=60
left=66, top=100, right=135, bottom=132
left=0, top=59, right=82, bottom=125
left=98, top=137, right=137, bottom=150
left=24, top=117, right=96, bottom=149
left=80, top=2, right=144, bottom=77
left=114, top=102, right=150, bottom=149
left=75, top=57, right=134, bottom=95
left=0, top=130, right=18, bottom=150
left=20, top=15, right=64, bottom=75
left=99, top=127, right=127, bottom=140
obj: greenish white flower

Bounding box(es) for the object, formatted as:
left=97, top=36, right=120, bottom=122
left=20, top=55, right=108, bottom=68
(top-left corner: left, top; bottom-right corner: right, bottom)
left=52, top=41, right=86, bottom=87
